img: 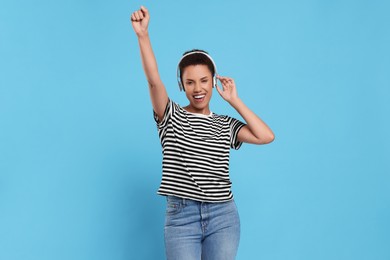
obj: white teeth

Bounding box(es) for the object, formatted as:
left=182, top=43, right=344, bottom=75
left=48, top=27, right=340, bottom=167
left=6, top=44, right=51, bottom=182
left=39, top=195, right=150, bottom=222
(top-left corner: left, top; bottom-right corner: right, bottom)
left=194, top=95, right=205, bottom=99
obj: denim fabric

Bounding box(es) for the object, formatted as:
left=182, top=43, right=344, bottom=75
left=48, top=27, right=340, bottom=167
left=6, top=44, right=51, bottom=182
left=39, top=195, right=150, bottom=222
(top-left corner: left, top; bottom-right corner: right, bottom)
left=164, top=196, right=240, bottom=260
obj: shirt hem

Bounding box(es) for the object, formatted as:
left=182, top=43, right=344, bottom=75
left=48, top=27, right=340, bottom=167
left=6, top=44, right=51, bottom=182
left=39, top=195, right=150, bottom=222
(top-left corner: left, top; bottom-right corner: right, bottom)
left=157, top=191, right=234, bottom=203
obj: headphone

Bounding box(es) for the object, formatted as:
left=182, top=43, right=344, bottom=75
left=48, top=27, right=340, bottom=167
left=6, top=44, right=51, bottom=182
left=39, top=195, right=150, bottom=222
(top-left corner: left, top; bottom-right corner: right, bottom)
left=176, top=51, right=218, bottom=91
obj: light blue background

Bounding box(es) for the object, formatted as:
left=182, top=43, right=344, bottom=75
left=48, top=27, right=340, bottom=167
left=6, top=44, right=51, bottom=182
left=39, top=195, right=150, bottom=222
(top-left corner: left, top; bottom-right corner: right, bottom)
left=1, top=0, right=389, bottom=259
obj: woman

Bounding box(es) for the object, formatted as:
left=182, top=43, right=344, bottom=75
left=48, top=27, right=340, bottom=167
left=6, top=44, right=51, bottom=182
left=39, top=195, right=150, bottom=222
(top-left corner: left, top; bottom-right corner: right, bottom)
left=131, top=6, right=274, bottom=260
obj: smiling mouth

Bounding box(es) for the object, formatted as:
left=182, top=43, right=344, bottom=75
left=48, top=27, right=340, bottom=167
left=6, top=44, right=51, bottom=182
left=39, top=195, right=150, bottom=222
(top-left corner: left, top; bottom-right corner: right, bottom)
left=194, top=94, right=205, bottom=99
left=193, top=94, right=206, bottom=102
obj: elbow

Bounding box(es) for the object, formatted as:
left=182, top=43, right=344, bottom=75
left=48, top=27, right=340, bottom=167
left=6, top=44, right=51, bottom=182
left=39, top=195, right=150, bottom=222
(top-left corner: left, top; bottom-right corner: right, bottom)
left=147, top=80, right=157, bottom=89
left=267, top=134, right=275, bottom=144
left=256, top=133, right=275, bottom=145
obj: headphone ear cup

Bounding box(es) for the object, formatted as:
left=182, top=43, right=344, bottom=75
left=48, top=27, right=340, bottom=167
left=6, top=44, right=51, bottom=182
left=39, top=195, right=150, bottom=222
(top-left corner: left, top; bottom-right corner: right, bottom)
left=178, top=80, right=183, bottom=91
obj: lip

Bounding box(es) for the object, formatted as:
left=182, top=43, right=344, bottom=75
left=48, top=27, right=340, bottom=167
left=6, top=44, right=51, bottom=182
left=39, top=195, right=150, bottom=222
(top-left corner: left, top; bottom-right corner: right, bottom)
left=193, top=94, right=206, bottom=102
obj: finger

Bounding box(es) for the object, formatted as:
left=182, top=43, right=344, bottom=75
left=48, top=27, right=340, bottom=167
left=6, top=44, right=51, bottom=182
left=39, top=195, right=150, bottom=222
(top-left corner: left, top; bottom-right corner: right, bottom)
left=132, top=13, right=140, bottom=22
left=223, top=77, right=232, bottom=82
left=217, top=76, right=224, bottom=86
left=134, top=11, right=140, bottom=20
left=221, top=78, right=229, bottom=86
left=218, top=75, right=234, bottom=83
left=217, top=75, right=227, bottom=80
left=221, top=83, right=229, bottom=91
left=218, top=77, right=228, bottom=88
left=140, top=6, right=149, bottom=17
left=132, top=12, right=137, bottom=20
left=131, top=13, right=135, bottom=21
left=221, top=77, right=233, bottom=86
left=221, top=78, right=231, bottom=87
left=132, top=13, right=140, bottom=21
left=215, top=83, right=224, bottom=96
left=137, top=10, right=144, bottom=19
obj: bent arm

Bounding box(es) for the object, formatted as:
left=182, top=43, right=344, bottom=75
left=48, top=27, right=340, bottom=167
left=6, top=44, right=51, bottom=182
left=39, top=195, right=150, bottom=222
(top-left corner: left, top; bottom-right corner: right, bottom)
left=131, top=6, right=168, bottom=122
left=216, top=76, right=274, bottom=145
left=230, top=98, right=275, bottom=145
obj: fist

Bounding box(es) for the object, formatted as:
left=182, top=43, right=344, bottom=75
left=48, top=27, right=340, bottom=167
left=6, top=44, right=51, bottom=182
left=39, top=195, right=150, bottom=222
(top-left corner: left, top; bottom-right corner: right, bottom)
left=130, top=6, right=150, bottom=36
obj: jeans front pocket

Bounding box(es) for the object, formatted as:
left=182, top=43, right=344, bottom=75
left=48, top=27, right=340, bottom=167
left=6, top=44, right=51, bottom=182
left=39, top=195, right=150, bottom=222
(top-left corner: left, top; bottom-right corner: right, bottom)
left=166, top=201, right=182, bottom=216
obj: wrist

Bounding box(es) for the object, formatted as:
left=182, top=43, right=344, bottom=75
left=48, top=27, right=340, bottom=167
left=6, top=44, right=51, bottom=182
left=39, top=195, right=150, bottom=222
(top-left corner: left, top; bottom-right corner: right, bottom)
left=136, top=31, right=149, bottom=39
left=228, top=96, right=242, bottom=107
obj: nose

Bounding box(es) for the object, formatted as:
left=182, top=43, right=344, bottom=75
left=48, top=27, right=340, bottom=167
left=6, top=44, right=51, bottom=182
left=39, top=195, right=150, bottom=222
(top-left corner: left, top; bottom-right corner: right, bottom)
left=194, top=81, right=201, bottom=92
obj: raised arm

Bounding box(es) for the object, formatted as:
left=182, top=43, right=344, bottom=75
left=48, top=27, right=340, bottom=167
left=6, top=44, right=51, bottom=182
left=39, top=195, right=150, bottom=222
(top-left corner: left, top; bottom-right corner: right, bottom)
left=216, top=76, right=275, bottom=145
left=130, top=6, right=168, bottom=122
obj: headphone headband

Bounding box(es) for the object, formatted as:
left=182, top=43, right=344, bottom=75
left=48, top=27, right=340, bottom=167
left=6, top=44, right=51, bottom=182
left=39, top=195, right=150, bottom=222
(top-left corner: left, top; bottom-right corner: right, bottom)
left=176, top=51, right=218, bottom=91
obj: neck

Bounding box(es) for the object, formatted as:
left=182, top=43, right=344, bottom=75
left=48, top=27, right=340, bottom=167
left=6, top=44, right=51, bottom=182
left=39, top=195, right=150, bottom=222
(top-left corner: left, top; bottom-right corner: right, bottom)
left=184, top=105, right=211, bottom=115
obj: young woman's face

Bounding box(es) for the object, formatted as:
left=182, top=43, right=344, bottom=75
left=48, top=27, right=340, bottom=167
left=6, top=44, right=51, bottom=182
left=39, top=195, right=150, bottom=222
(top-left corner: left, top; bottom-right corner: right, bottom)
left=182, top=64, right=213, bottom=114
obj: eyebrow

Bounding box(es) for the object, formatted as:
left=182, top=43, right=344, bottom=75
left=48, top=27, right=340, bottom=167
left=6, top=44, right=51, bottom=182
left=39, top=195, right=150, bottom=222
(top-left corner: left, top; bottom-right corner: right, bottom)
left=186, top=76, right=209, bottom=81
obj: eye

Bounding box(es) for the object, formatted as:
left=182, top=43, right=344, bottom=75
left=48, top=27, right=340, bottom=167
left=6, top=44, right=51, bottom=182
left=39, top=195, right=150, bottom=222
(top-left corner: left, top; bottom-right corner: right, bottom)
left=201, top=79, right=208, bottom=83
left=186, top=81, right=193, bottom=85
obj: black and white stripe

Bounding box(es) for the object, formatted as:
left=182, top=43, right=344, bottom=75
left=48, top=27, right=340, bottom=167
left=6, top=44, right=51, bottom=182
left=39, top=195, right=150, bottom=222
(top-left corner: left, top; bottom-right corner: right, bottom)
left=153, top=99, right=245, bottom=202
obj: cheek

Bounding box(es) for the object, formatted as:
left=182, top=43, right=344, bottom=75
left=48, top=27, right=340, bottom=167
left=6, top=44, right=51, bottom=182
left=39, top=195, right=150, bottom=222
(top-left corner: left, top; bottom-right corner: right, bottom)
left=184, top=92, right=192, bottom=100
left=203, top=81, right=213, bottom=89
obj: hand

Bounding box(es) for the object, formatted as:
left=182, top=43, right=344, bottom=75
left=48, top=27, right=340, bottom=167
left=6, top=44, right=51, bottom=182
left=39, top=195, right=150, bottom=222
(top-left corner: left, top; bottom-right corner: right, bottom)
left=130, top=6, right=150, bottom=37
left=216, top=75, right=239, bottom=103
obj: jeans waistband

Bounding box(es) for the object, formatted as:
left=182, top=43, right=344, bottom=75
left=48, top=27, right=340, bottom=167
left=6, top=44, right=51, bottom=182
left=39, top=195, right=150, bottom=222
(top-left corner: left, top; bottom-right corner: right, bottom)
left=166, top=195, right=233, bottom=205
left=166, top=195, right=193, bottom=205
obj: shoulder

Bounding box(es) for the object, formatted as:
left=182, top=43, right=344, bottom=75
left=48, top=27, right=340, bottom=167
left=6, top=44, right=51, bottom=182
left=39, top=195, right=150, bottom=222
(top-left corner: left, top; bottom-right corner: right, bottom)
left=169, top=99, right=185, bottom=115
left=164, top=98, right=182, bottom=113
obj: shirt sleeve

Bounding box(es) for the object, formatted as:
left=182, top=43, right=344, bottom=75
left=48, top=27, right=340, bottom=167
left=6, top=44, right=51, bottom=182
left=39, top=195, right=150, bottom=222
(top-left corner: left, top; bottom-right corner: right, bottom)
left=153, top=99, right=173, bottom=129
left=229, top=117, right=246, bottom=150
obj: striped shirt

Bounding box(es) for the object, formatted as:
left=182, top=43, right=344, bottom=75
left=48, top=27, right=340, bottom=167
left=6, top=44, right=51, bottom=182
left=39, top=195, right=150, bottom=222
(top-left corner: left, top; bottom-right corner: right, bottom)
left=153, top=99, right=246, bottom=202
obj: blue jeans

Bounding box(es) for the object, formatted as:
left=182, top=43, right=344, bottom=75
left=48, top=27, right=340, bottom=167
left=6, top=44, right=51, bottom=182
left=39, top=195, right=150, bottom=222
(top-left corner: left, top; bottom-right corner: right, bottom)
left=164, top=196, right=240, bottom=260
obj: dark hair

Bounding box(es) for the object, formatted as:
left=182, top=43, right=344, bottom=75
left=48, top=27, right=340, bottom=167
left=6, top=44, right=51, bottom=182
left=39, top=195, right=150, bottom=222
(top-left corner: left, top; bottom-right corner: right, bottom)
left=178, top=49, right=215, bottom=85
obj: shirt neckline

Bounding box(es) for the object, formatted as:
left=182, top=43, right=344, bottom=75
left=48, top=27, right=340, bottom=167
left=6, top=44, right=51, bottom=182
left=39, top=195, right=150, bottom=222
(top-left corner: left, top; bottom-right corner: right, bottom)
left=183, top=109, right=213, bottom=118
